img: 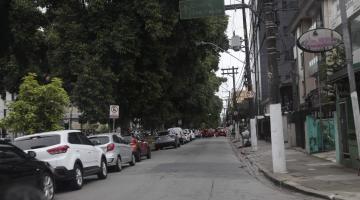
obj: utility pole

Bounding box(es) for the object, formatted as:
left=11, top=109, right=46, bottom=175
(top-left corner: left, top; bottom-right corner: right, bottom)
left=264, top=0, right=286, bottom=173
left=222, top=67, right=239, bottom=139
left=222, top=67, right=239, bottom=109
left=242, top=0, right=254, bottom=118
left=339, top=0, right=360, bottom=158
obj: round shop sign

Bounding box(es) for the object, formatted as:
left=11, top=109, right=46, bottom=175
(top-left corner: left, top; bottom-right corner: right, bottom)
left=296, top=28, right=342, bottom=53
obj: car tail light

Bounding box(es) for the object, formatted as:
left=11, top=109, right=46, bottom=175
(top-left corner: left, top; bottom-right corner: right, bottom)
left=47, top=145, right=69, bottom=155
left=107, top=143, right=115, bottom=152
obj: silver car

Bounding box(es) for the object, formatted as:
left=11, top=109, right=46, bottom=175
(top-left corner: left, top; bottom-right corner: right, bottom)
left=89, top=133, right=135, bottom=171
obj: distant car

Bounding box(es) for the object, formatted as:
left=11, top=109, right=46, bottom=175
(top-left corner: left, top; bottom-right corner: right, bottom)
left=13, top=130, right=108, bottom=190
left=122, top=133, right=151, bottom=162
left=201, top=129, right=214, bottom=137
left=168, top=127, right=185, bottom=144
left=88, top=133, right=135, bottom=171
left=155, top=130, right=179, bottom=150
left=189, top=130, right=196, bottom=140
left=0, top=141, right=55, bottom=200
left=215, top=128, right=226, bottom=137
left=195, top=130, right=202, bottom=138
left=183, top=129, right=191, bottom=143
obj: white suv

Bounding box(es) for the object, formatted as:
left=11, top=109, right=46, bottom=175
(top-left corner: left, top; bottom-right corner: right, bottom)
left=13, top=130, right=108, bottom=190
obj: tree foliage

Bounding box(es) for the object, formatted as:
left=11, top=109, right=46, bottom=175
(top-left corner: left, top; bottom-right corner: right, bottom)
left=1, top=0, right=228, bottom=129
left=1, top=73, right=70, bottom=134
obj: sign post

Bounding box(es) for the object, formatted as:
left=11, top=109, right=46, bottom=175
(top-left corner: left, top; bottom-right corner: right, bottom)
left=179, top=0, right=224, bottom=20
left=109, top=105, right=119, bottom=132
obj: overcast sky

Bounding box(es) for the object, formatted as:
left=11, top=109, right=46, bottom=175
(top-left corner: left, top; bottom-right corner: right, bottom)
left=216, top=0, right=248, bottom=113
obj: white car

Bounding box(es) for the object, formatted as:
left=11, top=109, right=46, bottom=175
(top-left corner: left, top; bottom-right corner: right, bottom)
left=88, top=133, right=135, bottom=171
left=168, top=127, right=186, bottom=145
left=13, top=130, right=108, bottom=190
left=189, top=130, right=196, bottom=140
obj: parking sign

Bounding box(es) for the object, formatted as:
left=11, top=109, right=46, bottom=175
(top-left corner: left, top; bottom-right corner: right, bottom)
left=109, top=105, right=119, bottom=119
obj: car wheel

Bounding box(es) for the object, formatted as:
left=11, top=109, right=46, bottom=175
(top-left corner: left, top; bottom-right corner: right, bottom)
left=42, top=173, right=55, bottom=200
left=114, top=156, right=122, bottom=172
left=135, top=151, right=141, bottom=162
left=129, top=154, right=136, bottom=166
left=146, top=148, right=151, bottom=159
left=97, top=159, right=108, bottom=179
left=70, top=164, right=83, bottom=190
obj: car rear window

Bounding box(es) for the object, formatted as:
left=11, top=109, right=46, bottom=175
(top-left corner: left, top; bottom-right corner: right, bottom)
left=89, top=136, right=109, bottom=145
left=13, top=135, right=60, bottom=150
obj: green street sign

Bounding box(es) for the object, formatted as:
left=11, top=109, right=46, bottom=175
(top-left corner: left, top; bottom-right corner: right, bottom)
left=179, top=0, right=225, bottom=20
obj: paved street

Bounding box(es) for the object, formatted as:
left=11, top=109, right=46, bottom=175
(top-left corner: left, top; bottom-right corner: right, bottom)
left=56, top=138, right=318, bottom=200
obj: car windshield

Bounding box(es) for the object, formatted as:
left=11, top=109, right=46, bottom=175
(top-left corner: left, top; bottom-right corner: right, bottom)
left=88, top=136, right=110, bottom=145
left=157, top=131, right=170, bottom=136
left=13, top=135, right=61, bottom=150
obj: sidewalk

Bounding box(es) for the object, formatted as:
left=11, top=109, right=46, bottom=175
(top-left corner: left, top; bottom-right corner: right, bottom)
left=231, top=139, right=360, bottom=200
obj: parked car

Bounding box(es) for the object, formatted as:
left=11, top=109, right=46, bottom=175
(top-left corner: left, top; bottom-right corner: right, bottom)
left=201, top=129, right=214, bottom=137
left=155, top=130, right=179, bottom=150
left=190, top=130, right=196, bottom=140
left=88, top=133, right=136, bottom=171
left=13, top=130, right=108, bottom=190
left=215, top=128, right=226, bottom=137
left=142, top=131, right=158, bottom=151
left=195, top=130, right=202, bottom=138
left=0, top=141, right=55, bottom=200
left=122, top=132, right=151, bottom=162
left=168, top=127, right=185, bottom=144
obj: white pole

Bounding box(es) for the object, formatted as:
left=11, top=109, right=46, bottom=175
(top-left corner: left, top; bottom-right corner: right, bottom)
left=250, top=118, right=257, bottom=151
left=339, top=0, right=360, bottom=158
left=270, top=104, right=287, bottom=173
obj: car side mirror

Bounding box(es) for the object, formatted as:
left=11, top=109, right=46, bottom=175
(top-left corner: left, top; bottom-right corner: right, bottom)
left=28, top=151, right=36, bottom=158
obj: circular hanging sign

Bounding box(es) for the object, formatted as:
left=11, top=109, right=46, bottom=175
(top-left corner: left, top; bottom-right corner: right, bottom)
left=296, top=28, right=342, bottom=53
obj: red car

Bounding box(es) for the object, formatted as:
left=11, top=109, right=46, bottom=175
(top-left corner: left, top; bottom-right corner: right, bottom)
left=123, top=132, right=151, bottom=162
left=201, top=129, right=214, bottom=137
left=215, top=129, right=226, bottom=137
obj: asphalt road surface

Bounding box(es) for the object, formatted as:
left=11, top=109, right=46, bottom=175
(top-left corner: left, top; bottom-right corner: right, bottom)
left=56, top=137, right=319, bottom=200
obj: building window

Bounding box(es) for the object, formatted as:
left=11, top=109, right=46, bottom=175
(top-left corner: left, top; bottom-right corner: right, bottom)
left=300, top=52, right=304, bottom=69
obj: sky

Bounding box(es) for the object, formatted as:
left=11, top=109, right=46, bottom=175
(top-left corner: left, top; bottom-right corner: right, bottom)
left=216, top=0, right=247, bottom=114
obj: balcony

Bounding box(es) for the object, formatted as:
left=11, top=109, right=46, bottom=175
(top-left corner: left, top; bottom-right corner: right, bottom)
left=305, top=88, right=336, bottom=110
left=328, top=63, right=360, bottom=82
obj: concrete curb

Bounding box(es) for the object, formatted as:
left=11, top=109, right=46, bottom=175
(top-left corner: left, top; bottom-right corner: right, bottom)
left=229, top=141, right=347, bottom=200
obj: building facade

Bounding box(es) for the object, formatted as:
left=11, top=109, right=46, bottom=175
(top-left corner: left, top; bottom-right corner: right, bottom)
left=249, top=0, right=298, bottom=143
left=249, top=0, right=360, bottom=167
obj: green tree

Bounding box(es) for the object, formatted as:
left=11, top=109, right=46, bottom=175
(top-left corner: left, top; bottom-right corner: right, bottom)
left=2, top=0, right=228, bottom=129
left=1, top=73, right=70, bottom=134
